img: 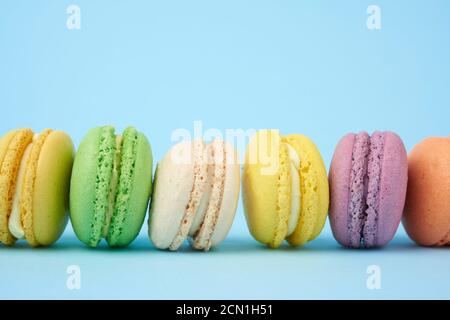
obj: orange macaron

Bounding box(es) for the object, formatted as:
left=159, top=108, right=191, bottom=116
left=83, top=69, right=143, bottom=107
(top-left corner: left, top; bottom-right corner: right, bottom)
left=403, top=137, right=450, bottom=246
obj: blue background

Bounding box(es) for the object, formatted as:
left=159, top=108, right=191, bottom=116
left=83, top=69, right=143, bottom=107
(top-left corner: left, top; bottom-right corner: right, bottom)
left=1, top=0, right=450, bottom=299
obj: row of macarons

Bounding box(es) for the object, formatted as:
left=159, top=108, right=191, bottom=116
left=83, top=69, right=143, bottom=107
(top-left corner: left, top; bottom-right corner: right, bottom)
left=0, top=126, right=447, bottom=250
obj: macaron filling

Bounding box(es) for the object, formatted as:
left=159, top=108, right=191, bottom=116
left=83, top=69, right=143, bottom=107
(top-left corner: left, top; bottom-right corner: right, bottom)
left=363, top=132, right=385, bottom=246
left=188, top=159, right=212, bottom=237
left=8, top=135, right=37, bottom=239
left=90, top=126, right=116, bottom=246
left=107, top=127, right=139, bottom=245
left=191, top=140, right=227, bottom=250
left=348, top=131, right=385, bottom=248
left=166, top=140, right=229, bottom=251
left=168, top=140, right=208, bottom=250
left=151, top=139, right=233, bottom=251
left=285, top=143, right=301, bottom=237
left=102, top=135, right=122, bottom=238
left=90, top=127, right=139, bottom=246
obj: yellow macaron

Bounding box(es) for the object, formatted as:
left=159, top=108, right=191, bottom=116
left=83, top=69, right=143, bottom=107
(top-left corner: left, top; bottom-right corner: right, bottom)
left=243, top=129, right=329, bottom=248
left=0, top=128, right=74, bottom=246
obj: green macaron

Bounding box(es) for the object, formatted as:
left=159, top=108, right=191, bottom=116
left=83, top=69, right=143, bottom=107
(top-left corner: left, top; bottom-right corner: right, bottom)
left=70, top=126, right=153, bottom=247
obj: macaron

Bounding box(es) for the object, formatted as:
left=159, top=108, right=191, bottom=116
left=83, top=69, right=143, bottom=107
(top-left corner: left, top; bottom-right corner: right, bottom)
left=70, top=126, right=153, bottom=247
left=149, top=139, right=240, bottom=251
left=243, top=130, right=329, bottom=248
left=0, top=128, right=74, bottom=246
left=329, top=131, right=407, bottom=248
left=403, top=137, right=450, bottom=246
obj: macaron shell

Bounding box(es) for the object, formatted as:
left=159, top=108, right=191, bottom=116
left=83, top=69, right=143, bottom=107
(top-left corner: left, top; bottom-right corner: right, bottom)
left=170, top=140, right=208, bottom=250
left=284, top=134, right=329, bottom=246
left=191, top=140, right=227, bottom=250
left=210, top=143, right=240, bottom=246
left=89, top=126, right=117, bottom=247
left=328, top=133, right=355, bottom=247
left=374, top=131, right=407, bottom=246
left=22, top=129, right=53, bottom=246
left=107, top=130, right=152, bottom=247
left=70, top=127, right=105, bottom=245
left=31, top=131, right=74, bottom=246
left=243, top=130, right=291, bottom=248
left=0, top=131, right=18, bottom=165
left=149, top=142, right=196, bottom=249
left=0, top=130, right=18, bottom=245
left=362, top=132, right=383, bottom=247
left=0, top=129, right=33, bottom=245
left=329, top=131, right=408, bottom=248
left=403, top=137, right=450, bottom=246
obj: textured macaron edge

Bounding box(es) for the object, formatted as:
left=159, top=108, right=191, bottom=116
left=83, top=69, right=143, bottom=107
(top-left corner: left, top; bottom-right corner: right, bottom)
left=210, top=142, right=240, bottom=247
left=106, top=127, right=138, bottom=245
left=70, top=127, right=104, bottom=246
left=169, top=140, right=207, bottom=250
left=362, top=132, right=385, bottom=247
left=284, top=134, right=329, bottom=246
left=329, top=133, right=355, bottom=247
left=107, top=127, right=153, bottom=246
left=330, top=131, right=406, bottom=248
left=191, top=140, right=227, bottom=250
left=373, top=131, right=407, bottom=247
left=348, top=131, right=406, bottom=248
left=362, top=131, right=385, bottom=247
left=347, top=131, right=370, bottom=248
left=0, top=129, right=34, bottom=245
left=331, top=131, right=379, bottom=248
left=330, top=132, right=375, bottom=248
left=270, top=141, right=291, bottom=248
left=21, top=129, right=53, bottom=247
left=242, top=130, right=282, bottom=247
left=88, top=126, right=116, bottom=247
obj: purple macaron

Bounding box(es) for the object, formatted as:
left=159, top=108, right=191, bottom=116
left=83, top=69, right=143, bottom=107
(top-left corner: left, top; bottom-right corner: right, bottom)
left=329, top=131, right=408, bottom=248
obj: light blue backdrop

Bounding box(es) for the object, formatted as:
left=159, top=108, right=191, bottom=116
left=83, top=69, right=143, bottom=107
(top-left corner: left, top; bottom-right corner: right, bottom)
left=1, top=0, right=449, bottom=299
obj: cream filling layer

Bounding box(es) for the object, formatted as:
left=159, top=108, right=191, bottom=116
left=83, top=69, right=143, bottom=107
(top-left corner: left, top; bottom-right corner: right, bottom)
left=189, top=186, right=211, bottom=236
left=188, top=142, right=214, bottom=237
left=102, top=135, right=122, bottom=238
left=285, top=143, right=301, bottom=237
left=9, top=134, right=39, bottom=239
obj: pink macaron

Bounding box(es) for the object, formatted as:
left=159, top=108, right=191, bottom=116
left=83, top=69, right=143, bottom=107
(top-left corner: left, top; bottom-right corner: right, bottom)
left=329, top=131, right=408, bottom=248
